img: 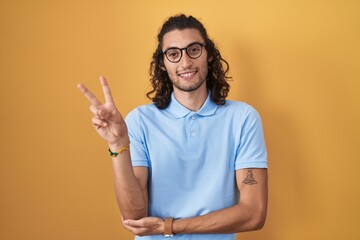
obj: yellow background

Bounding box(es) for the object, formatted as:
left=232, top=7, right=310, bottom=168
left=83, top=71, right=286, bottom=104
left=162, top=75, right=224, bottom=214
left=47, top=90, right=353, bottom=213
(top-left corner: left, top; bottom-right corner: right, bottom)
left=1, top=0, right=359, bottom=239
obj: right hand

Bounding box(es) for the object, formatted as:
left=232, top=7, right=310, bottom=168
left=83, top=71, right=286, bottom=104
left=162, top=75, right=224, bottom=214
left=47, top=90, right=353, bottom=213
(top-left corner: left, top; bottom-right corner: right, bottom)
left=77, top=76, right=129, bottom=149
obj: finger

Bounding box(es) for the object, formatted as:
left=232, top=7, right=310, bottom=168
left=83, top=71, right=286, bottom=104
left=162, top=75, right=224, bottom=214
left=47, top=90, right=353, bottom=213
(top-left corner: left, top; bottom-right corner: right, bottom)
left=98, top=108, right=111, bottom=119
left=89, top=105, right=99, bottom=115
left=90, top=105, right=112, bottom=120
left=90, top=105, right=104, bottom=116
left=100, top=76, right=115, bottom=104
left=77, top=83, right=102, bottom=106
left=92, top=117, right=107, bottom=127
left=122, top=224, right=146, bottom=236
left=123, top=219, right=144, bottom=227
left=122, top=223, right=133, bottom=232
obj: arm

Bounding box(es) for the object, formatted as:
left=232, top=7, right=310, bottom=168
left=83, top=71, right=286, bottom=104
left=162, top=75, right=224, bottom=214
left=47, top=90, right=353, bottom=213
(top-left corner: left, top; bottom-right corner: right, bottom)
left=123, top=168, right=267, bottom=235
left=77, top=76, right=148, bottom=220
left=111, top=155, right=149, bottom=220
left=173, top=168, right=268, bottom=233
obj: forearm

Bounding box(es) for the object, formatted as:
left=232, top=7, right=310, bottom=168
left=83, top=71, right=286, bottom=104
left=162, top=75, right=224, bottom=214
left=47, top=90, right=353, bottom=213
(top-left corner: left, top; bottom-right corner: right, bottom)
left=173, top=169, right=268, bottom=234
left=122, top=201, right=267, bottom=236
left=77, top=78, right=148, bottom=220
left=173, top=202, right=266, bottom=234
left=110, top=142, right=148, bottom=220
left=122, top=169, right=268, bottom=236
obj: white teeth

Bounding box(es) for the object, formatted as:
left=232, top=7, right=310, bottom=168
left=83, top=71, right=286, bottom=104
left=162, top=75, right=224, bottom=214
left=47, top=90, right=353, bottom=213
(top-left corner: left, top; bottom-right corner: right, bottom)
left=180, top=72, right=195, bottom=77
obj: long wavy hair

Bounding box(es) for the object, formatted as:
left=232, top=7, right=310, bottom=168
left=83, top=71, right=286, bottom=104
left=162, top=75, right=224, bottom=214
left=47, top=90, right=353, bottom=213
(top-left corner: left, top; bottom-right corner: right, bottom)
left=147, top=14, right=231, bottom=109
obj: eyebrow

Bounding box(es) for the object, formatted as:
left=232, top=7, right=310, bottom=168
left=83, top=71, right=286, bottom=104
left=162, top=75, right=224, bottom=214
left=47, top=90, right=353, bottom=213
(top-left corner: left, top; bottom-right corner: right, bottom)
left=163, top=41, right=204, bottom=52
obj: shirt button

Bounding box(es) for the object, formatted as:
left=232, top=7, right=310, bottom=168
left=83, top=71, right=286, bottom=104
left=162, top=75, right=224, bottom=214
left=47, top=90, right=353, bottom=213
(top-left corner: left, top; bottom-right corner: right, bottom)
left=190, top=132, right=196, bottom=137
left=191, top=115, right=196, bottom=120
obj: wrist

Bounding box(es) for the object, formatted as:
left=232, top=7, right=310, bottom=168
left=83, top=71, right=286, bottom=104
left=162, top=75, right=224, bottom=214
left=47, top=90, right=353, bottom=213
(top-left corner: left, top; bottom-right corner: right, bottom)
left=108, top=138, right=130, bottom=152
left=172, top=218, right=184, bottom=235
left=163, top=217, right=174, bottom=237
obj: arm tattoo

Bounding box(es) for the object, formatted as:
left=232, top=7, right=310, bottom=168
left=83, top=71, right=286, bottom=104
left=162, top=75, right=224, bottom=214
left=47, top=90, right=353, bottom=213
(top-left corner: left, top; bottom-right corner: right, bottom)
left=242, top=169, right=258, bottom=185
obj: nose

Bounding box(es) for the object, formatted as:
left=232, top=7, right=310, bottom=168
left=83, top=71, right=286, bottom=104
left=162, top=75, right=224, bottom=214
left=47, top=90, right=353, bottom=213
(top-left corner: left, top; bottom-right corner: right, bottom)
left=179, top=50, right=193, bottom=68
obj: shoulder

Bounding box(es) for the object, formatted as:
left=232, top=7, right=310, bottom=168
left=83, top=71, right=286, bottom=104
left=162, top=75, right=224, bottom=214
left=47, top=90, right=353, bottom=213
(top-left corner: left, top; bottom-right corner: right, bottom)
left=125, top=103, right=159, bottom=121
left=223, top=100, right=252, bottom=110
left=125, top=103, right=168, bottom=130
left=220, top=100, right=261, bottom=119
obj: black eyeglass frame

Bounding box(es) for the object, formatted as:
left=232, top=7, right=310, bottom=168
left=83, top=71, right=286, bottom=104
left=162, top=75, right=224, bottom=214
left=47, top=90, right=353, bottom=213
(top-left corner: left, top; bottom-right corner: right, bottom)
left=162, top=42, right=206, bottom=63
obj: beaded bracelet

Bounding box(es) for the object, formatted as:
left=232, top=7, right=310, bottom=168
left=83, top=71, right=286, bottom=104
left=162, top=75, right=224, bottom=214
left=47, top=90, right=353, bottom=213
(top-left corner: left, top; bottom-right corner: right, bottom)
left=108, top=143, right=130, bottom=157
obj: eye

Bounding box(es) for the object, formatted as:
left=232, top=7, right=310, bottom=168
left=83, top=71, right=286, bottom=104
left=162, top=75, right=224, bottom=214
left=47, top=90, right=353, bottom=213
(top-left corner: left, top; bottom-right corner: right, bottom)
left=187, top=44, right=201, bottom=56
left=166, top=49, right=180, bottom=60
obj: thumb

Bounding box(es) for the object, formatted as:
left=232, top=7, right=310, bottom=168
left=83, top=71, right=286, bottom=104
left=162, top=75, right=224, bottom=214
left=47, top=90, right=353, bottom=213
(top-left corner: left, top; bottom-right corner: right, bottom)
left=123, top=219, right=141, bottom=227
left=98, top=108, right=109, bottom=119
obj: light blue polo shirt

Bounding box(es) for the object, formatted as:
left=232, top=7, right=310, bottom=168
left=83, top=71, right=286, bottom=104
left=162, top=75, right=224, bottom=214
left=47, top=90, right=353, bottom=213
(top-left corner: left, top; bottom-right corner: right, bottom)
left=125, top=93, right=267, bottom=240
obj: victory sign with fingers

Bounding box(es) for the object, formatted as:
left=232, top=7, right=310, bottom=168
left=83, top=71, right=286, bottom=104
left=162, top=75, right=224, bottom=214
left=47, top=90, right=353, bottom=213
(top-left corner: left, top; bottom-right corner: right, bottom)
left=77, top=76, right=129, bottom=149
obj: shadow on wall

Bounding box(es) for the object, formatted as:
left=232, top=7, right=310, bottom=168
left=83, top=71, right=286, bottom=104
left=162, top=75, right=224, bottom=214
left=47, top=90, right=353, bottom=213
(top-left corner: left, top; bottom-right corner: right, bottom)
left=232, top=45, right=311, bottom=239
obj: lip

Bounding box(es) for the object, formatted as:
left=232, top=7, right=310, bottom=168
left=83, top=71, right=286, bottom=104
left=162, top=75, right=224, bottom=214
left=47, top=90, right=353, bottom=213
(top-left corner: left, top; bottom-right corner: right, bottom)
left=177, top=70, right=197, bottom=79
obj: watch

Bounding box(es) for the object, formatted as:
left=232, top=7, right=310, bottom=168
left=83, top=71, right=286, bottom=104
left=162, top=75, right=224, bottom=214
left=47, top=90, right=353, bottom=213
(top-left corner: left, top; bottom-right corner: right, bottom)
left=163, top=217, right=174, bottom=237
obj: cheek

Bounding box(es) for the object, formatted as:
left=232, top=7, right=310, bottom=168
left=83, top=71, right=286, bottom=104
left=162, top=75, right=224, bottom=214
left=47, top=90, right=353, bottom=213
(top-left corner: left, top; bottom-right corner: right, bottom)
left=201, top=62, right=209, bottom=75
left=164, top=63, right=177, bottom=75
left=163, top=61, right=172, bottom=72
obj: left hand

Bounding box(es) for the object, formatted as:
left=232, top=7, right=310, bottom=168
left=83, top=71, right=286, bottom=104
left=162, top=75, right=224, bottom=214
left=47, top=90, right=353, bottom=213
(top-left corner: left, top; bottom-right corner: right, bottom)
left=123, top=217, right=164, bottom=236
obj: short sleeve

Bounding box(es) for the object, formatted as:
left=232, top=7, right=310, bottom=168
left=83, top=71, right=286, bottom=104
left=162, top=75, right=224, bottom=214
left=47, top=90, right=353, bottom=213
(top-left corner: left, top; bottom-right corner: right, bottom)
left=235, top=106, right=268, bottom=169
left=125, top=109, right=149, bottom=168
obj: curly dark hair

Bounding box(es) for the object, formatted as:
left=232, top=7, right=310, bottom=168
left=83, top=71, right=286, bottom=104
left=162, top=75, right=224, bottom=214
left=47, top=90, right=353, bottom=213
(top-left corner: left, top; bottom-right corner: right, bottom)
left=147, top=14, right=231, bottom=109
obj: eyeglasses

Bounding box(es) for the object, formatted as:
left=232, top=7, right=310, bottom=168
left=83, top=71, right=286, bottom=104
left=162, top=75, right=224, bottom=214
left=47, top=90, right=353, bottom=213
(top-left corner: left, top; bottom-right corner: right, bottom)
left=163, top=42, right=206, bottom=63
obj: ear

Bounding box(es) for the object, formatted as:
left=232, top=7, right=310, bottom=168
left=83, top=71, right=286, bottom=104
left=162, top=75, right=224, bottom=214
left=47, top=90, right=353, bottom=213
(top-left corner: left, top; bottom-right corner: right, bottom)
left=161, top=66, right=167, bottom=71
left=208, top=55, right=213, bottom=63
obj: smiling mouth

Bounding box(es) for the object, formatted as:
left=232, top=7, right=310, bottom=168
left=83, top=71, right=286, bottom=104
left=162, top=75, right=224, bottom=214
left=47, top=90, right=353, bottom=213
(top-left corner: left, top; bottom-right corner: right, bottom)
left=178, top=71, right=197, bottom=79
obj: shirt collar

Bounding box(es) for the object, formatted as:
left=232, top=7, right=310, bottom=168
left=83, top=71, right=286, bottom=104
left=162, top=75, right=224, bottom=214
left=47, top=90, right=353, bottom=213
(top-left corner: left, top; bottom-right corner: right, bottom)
left=167, top=92, right=219, bottom=119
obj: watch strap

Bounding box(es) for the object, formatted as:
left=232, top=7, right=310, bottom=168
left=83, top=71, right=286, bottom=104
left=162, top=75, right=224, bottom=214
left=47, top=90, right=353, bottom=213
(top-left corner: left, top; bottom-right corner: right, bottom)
left=163, top=217, right=174, bottom=237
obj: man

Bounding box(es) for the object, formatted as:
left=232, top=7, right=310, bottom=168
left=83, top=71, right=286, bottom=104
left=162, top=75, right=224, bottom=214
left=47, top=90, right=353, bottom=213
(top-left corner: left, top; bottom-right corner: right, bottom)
left=78, top=14, right=268, bottom=240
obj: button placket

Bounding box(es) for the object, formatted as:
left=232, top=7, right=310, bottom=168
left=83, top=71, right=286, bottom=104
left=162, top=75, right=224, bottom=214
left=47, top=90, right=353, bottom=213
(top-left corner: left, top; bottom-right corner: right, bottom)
left=188, top=114, right=199, bottom=153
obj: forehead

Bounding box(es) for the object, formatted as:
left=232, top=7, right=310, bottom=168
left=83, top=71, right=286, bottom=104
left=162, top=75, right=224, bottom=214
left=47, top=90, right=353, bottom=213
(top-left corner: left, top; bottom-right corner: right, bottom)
left=162, top=28, right=204, bottom=49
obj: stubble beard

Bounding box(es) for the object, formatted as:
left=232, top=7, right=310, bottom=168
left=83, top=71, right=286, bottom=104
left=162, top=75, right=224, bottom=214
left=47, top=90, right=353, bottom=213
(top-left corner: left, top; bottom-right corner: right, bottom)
left=171, top=76, right=207, bottom=92
left=170, top=66, right=209, bottom=93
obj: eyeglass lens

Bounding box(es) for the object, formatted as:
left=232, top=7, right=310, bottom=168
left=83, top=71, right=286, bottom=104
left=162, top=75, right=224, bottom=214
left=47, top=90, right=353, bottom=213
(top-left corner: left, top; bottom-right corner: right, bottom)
left=165, top=43, right=203, bottom=63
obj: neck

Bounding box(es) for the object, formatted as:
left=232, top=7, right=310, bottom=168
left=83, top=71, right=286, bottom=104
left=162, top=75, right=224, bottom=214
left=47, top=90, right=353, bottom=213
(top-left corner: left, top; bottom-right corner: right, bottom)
left=173, top=87, right=208, bottom=111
